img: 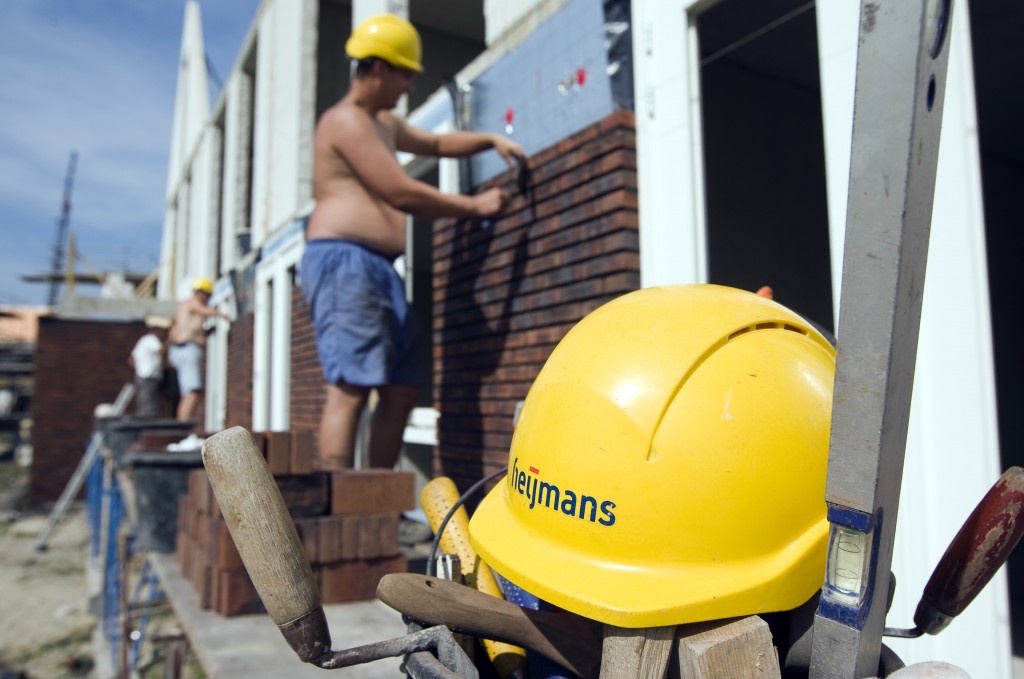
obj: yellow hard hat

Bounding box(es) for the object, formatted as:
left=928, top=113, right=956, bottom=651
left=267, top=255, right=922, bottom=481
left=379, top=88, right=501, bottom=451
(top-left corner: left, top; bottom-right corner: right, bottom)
left=346, top=14, right=423, bottom=73
left=192, top=277, right=213, bottom=295
left=469, top=284, right=835, bottom=627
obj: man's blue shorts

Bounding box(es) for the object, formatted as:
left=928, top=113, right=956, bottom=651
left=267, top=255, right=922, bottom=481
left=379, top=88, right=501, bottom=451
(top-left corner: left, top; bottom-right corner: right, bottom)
left=299, top=238, right=424, bottom=388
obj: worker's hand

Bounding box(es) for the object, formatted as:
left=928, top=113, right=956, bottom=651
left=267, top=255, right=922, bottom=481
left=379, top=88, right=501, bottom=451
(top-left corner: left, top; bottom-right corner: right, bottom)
left=492, top=134, right=526, bottom=170
left=472, top=187, right=510, bottom=217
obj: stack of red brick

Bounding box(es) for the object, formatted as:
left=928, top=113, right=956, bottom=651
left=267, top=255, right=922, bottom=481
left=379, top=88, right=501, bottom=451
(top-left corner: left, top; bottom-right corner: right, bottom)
left=175, top=428, right=415, bottom=616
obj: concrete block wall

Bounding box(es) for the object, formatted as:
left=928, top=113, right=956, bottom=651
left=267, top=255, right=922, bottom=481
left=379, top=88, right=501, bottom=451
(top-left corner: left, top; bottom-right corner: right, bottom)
left=432, top=111, right=639, bottom=492
left=30, top=318, right=145, bottom=504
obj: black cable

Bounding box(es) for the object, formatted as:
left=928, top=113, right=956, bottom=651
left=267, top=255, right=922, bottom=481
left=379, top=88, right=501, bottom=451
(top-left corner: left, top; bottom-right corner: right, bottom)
left=425, top=466, right=509, bottom=577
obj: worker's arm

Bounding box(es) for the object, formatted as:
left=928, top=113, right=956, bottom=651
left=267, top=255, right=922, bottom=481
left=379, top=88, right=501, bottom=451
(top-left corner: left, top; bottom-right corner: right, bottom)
left=329, top=108, right=507, bottom=218
left=393, top=115, right=525, bottom=169
left=192, top=299, right=229, bottom=320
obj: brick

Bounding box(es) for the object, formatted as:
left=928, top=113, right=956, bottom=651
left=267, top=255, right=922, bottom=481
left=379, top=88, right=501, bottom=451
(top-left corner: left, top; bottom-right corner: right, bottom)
left=248, top=430, right=267, bottom=458
left=175, top=526, right=188, bottom=569
left=378, top=513, right=400, bottom=558
left=290, top=429, right=315, bottom=475
left=190, top=469, right=213, bottom=516
left=216, top=570, right=265, bottom=617
left=320, top=554, right=409, bottom=604
left=265, top=431, right=291, bottom=476
left=340, top=516, right=360, bottom=561
left=276, top=474, right=330, bottom=517
left=215, top=519, right=245, bottom=571
left=293, top=518, right=321, bottom=564
left=357, top=514, right=381, bottom=559
left=210, top=560, right=221, bottom=610
left=191, top=544, right=212, bottom=609
left=329, top=470, right=415, bottom=515
left=316, top=516, right=343, bottom=563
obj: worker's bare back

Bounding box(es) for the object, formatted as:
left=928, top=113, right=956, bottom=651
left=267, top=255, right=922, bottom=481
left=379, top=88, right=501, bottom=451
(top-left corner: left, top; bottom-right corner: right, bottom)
left=307, top=103, right=408, bottom=256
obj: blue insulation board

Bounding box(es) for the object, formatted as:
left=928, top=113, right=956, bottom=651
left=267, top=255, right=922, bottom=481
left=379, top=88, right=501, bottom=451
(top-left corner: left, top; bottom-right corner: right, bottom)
left=469, top=0, right=616, bottom=185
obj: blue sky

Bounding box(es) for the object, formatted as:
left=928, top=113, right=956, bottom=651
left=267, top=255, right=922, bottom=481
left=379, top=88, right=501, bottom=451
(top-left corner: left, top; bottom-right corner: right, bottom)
left=0, top=0, right=261, bottom=306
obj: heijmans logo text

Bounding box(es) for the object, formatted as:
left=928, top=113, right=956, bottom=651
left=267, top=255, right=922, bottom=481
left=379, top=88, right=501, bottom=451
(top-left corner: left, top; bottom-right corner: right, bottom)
left=509, top=457, right=616, bottom=526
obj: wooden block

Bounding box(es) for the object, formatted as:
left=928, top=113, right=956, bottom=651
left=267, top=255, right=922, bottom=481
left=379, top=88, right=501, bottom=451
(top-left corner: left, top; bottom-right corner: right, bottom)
left=294, top=518, right=321, bottom=564
left=276, top=474, right=330, bottom=517
left=316, top=516, right=343, bottom=563
left=215, top=519, right=245, bottom=571
left=290, top=429, right=315, bottom=475
left=216, top=570, right=266, bottom=617
left=265, top=431, right=291, bottom=476
left=330, top=470, right=415, bottom=515
left=210, top=492, right=222, bottom=520
left=675, top=616, right=780, bottom=679
left=320, top=554, right=408, bottom=604
left=601, top=624, right=675, bottom=679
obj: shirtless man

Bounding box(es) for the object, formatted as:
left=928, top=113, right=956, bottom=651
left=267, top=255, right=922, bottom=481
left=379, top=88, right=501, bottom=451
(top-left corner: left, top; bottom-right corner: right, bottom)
left=168, top=277, right=229, bottom=421
left=301, top=14, right=524, bottom=470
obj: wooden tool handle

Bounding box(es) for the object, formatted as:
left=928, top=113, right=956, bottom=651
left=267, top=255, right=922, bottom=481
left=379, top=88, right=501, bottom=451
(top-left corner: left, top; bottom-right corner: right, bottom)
left=378, top=572, right=602, bottom=678
left=420, top=477, right=528, bottom=677
left=916, top=466, right=1024, bottom=632
left=202, top=427, right=330, bottom=661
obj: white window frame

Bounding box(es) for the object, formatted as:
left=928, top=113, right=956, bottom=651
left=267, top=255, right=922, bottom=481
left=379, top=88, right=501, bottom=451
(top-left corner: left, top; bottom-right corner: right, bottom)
left=397, top=102, right=459, bottom=448
left=252, top=220, right=305, bottom=431
left=205, top=279, right=236, bottom=432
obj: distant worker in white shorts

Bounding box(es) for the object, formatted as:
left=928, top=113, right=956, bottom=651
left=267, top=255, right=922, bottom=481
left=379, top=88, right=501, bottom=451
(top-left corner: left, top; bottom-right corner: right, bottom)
left=168, top=278, right=230, bottom=422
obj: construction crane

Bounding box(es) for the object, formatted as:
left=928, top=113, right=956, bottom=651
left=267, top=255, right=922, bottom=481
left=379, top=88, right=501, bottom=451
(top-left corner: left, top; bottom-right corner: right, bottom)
left=47, top=151, right=78, bottom=308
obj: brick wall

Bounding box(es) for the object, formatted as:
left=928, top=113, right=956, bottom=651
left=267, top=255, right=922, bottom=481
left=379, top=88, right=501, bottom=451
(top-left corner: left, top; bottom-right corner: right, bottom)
left=290, top=285, right=324, bottom=433
left=225, top=311, right=254, bottom=429
left=432, top=111, right=640, bottom=491
left=30, top=318, right=145, bottom=504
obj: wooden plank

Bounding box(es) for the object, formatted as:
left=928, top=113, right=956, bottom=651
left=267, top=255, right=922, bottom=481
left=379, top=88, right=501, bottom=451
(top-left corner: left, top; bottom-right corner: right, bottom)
left=676, top=616, right=780, bottom=679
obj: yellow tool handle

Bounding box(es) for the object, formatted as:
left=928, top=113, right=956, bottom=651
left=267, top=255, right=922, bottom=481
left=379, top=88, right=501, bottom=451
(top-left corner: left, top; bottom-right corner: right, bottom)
left=421, top=477, right=528, bottom=678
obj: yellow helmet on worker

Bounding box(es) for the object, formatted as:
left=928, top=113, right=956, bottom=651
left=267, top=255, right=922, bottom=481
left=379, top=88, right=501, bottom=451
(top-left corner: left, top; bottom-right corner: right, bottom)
left=469, top=284, right=836, bottom=628
left=192, top=277, right=213, bottom=295
left=346, top=14, right=423, bottom=73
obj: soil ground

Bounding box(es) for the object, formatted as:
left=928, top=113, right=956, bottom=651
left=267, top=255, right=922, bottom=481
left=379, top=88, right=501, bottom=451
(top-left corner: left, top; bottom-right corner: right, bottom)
left=0, top=459, right=202, bottom=679
left=0, top=459, right=96, bottom=678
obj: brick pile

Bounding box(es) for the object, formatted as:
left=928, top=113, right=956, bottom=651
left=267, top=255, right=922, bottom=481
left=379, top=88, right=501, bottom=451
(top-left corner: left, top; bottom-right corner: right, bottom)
left=174, top=428, right=415, bottom=617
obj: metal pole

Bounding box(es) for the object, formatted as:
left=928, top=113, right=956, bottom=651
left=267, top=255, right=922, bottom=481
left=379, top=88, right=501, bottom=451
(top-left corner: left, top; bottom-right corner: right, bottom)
left=809, top=1, right=954, bottom=677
